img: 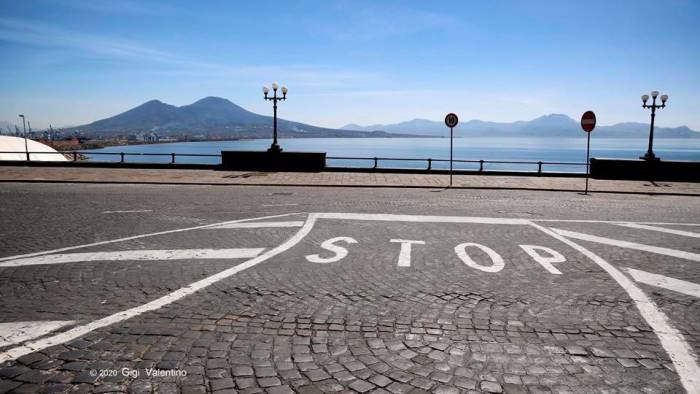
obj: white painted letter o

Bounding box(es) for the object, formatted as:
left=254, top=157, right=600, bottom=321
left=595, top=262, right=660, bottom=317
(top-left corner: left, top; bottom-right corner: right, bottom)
left=454, top=242, right=504, bottom=273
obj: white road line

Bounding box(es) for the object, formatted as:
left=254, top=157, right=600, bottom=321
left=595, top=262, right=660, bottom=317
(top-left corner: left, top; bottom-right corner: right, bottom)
left=550, top=228, right=700, bottom=262
left=627, top=268, right=700, bottom=298
left=616, top=223, right=700, bottom=238
left=208, top=221, right=304, bottom=229
left=102, top=209, right=153, bottom=214
left=0, top=321, right=75, bottom=348
left=530, top=222, right=700, bottom=393
left=0, top=212, right=298, bottom=263
left=0, top=214, right=317, bottom=364
left=0, top=248, right=265, bottom=268
left=314, top=212, right=530, bottom=225
left=534, top=219, right=700, bottom=226
left=261, top=203, right=299, bottom=207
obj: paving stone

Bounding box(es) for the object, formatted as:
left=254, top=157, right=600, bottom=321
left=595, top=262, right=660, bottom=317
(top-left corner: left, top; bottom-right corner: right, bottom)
left=258, top=377, right=282, bottom=387
left=431, top=385, right=458, bottom=394
left=267, top=384, right=294, bottom=394
left=502, top=383, right=527, bottom=394
left=564, top=346, right=587, bottom=356
left=211, top=378, right=236, bottom=391
left=452, top=377, right=477, bottom=390
left=638, top=359, right=662, bottom=369
left=345, top=360, right=366, bottom=372
left=480, top=381, right=503, bottom=393
left=528, top=385, right=552, bottom=394
left=617, top=358, right=641, bottom=368
left=213, top=389, right=239, bottom=394
left=11, top=383, right=45, bottom=393
left=236, top=378, right=257, bottom=389
left=333, top=370, right=356, bottom=382
left=0, top=365, right=30, bottom=379
left=0, top=380, right=22, bottom=393
left=430, top=371, right=452, bottom=383
left=589, top=347, right=615, bottom=358
left=234, top=366, right=255, bottom=376
left=349, top=379, right=376, bottom=393
left=369, top=374, right=392, bottom=387
left=305, top=368, right=331, bottom=382
left=410, top=377, right=435, bottom=390
left=386, top=382, right=413, bottom=394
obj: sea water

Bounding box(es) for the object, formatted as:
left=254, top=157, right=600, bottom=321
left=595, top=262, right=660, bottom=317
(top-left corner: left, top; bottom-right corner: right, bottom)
left=84, top=137, right=700, bottom=173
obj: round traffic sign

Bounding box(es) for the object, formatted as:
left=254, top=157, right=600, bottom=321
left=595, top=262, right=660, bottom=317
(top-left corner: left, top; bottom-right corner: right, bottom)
left=445, top=113, right=459, bottom=128
left=581, top=111, right=596, bottom=133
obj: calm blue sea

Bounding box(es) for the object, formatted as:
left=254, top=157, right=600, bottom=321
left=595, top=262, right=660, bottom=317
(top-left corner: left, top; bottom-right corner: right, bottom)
left=84, top=137, right=700, bottom=173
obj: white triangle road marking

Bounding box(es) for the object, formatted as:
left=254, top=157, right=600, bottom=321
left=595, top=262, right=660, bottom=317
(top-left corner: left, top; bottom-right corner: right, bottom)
left=0, top=321, right=76, bottom=348
left=531, top=223, right=700, bottom=392
left=0, top=248, right=265, bottom=267
left=550, top=228, right=700, bottom=262
left=627, top=268, right=700, bottom=298
left=0, top=212, right=299, bottom=263
left=615, top=223, right=700, bottom=238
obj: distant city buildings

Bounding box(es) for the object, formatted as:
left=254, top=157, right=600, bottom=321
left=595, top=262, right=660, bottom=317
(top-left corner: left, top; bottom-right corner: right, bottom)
left=123, top=132, right=180, bottom=143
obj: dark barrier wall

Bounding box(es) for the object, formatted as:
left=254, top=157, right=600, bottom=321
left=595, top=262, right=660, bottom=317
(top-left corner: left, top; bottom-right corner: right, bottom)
left=590, top=158, right=700, bottom=182
left=221, top=151, right=326, bottom=172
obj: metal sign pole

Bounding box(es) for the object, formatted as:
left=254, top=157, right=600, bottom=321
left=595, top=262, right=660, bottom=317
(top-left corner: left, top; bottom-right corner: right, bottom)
left=580, top=110, right=596, bottom=195
left=444, top=113, right=458, bottom=189
left=585, top=131, right=590, bottom=195
left=450, top=126, right=453, bottom=187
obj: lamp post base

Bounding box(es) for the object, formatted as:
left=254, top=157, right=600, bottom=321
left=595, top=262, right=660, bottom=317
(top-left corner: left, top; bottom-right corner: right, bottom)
left=267, top=144, right=283, bottom=153
left=640, top=152, right=660, bottom=161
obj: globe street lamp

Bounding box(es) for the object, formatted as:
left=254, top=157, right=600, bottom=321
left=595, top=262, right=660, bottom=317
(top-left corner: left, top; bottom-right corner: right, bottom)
left=640, top=90, right=668, bottom=161
left=263, top=82, right=287, bottom=153
left=18, top=114, right=28, bottom=161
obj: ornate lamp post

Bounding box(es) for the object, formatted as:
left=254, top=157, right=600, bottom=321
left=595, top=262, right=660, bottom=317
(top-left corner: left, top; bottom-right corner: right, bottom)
left=18, top=114, right=28, bottom=161
left=262, top=82, right=287, bottom=153
left=640, top=90, right=668, bottom=161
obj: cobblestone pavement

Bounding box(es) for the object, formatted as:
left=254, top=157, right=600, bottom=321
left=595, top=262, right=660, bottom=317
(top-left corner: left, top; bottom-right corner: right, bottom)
left=0, top=183, right=698, bottom=394
left=1, top=166, right=700, bottom=196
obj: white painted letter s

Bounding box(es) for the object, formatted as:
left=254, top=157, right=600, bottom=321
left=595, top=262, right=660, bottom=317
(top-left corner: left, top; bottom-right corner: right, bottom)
left=305, top=237, right=358, bottom=264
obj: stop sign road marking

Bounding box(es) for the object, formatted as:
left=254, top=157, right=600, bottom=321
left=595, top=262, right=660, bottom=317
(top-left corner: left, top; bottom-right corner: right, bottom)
left=0, top=211, right=697, bottom=392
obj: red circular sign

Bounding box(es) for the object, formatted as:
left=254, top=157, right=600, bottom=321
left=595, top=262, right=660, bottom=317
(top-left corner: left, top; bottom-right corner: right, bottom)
left=581, top=111, right=596, bottom=133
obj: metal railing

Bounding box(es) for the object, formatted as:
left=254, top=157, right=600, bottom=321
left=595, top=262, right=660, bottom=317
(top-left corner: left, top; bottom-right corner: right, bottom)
left=0, top=151, right=221, bottom=164
left=326, top=156, right=586, bottom=174
left=0, top=151, right=588, bottom=174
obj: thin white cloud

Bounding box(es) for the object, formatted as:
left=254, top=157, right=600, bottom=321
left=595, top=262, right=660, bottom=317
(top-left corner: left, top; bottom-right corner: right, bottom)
left=304, top=1, right=461, bottom=40
left=42, top=0, right=179, bottom=16
left=0, top=17, right=387, bottom=89
left=0, top=17, right=178, bottom=61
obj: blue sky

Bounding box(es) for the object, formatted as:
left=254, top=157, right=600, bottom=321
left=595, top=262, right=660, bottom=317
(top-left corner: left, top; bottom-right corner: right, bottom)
left=0, top=0, right=698, bottom=130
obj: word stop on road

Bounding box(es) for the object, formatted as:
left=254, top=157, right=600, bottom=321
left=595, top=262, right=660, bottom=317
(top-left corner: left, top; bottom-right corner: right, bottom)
left=305, top=237, right=567, bottom=274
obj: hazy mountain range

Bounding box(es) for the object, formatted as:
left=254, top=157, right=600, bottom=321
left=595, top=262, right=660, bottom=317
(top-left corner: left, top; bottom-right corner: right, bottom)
left=342, top=114, right=700, bottom=138
left=67, top=97, right=402, bottom=139
left=6, top=97, right=698, bottom=139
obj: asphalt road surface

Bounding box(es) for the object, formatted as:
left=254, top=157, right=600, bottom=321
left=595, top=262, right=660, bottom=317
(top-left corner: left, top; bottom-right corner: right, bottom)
left=0, top=183, right=699, bottom=394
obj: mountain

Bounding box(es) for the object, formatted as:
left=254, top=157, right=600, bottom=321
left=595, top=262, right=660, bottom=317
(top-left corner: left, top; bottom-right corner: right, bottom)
left=341, top=114, right=700, bottom=139
left=71, top=97, right=403, bottom=139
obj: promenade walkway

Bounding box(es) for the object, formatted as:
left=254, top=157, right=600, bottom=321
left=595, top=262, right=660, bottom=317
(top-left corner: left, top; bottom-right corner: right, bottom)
left=1, top=166, right=698, bottom=195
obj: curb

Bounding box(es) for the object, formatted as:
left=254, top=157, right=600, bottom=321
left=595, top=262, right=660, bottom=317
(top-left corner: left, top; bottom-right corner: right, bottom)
left=1, top=179, right=698, bottom=197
